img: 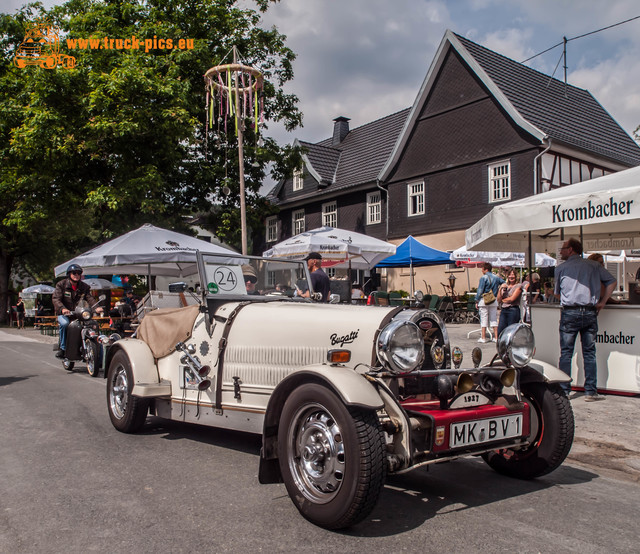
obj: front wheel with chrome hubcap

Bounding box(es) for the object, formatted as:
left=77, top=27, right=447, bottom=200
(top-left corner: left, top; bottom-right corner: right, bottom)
left=106, top=350, right=149, bottom=433
left=278, top=383, right=386, bottom=530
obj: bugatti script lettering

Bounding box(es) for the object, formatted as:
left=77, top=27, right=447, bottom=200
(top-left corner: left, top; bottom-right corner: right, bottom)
left=330, top=330, right=359, bottom=347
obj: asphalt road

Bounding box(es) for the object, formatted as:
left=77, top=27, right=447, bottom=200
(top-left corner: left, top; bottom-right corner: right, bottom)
left=1, top=330, right=639, bottom=553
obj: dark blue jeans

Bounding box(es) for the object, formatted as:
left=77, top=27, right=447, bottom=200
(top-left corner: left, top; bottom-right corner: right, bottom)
left=559, top=309, right=598, bottom=395
left=498, top=306, right=520, bottom=338
left=58, top=315, right=70, bottom=351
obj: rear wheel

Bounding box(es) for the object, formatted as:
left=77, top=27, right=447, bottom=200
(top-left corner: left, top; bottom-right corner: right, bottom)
left=85, top=339, right=100, bottom=377
left=482, top=382, right=574, bottom=479
left=107, top=350, right=149, bottom=433
left=278, top=384, right=386, bottom=529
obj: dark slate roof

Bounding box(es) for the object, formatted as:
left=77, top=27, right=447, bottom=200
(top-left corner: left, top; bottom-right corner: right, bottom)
left=319, top=108, right=410, bottom=190
left=455, top=33, right=640, bottom=166
left=298, top=140, right=341, bottom=184
left=267, top=108, right=410, bottom=201
left=270, top=30, right=640, bottom=202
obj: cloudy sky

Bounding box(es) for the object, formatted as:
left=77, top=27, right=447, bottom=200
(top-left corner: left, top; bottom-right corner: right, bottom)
left=255, top=0, right=640, bottom=146
left=5, top=0, right=640, bottom=147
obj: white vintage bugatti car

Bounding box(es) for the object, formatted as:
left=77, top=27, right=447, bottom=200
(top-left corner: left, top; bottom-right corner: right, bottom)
left=105, top=252, right=574, bottom=529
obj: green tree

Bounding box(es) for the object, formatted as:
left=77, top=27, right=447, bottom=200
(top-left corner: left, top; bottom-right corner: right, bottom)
left=0, top=0, right=301, bottom=323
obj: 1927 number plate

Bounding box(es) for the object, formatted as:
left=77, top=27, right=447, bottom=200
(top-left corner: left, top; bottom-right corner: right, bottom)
left=450, top=414, right=523, bottom=448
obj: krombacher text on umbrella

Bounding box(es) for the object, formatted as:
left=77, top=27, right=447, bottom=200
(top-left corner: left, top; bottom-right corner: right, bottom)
left=552, top=197, right=634, bottom=224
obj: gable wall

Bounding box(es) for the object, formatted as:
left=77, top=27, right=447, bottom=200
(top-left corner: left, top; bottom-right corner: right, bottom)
left=385, top=47, right=539, bottom=239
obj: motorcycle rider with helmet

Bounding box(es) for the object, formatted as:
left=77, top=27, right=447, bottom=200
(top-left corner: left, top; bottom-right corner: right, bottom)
left=52, top=264, right=104, bottom=358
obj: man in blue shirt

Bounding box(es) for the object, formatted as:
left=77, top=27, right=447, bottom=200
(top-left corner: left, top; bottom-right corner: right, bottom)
left=554, top=238, right=616, bottom=401
left=299, top=252, right=331, bottom=302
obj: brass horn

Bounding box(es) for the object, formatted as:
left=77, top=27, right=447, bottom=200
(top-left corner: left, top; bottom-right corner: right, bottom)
left=433, top=372, right=475, bottom=408
left=482, top=368, right=516, bottom=387
left=456, top=372, right=475, bottom=393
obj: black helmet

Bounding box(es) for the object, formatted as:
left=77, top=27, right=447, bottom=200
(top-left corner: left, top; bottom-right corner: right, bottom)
left=66, top=264, right=83, bottom=276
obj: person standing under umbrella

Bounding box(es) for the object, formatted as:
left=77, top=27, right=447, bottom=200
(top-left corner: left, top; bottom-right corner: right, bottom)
left=474, top=263, right=504, bottom=343
left=497, top=268, right=522, bottom=336
left=298, top=252, right=330, bottom=302
left=555, top=238, right=616, bottom=400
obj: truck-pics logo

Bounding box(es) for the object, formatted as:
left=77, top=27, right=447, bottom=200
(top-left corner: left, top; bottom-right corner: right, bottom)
left=13, top=18, right=76, bottom=69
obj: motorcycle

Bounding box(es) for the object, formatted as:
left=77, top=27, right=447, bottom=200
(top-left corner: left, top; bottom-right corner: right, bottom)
left=58, top=298, right=121, bottom=377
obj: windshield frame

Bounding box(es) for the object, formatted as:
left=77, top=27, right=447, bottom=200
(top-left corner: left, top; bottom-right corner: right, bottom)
left=196, top=251, right=314, bottom=303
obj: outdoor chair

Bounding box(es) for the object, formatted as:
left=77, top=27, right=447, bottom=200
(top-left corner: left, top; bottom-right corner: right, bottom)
left=438, top=296, right=455, bottom=322
left=388, top=291, right=404, bottom=306
left=466, top=299, right=480, bottom=324
left=429, top=295, right=441, bottom=311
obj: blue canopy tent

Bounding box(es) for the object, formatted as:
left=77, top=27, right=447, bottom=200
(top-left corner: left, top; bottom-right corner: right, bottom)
left=375, top=236, right=452, bottom=296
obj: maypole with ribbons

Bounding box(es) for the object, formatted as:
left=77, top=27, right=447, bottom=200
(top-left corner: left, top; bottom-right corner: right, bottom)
left=204, top=47, right=264, bottom=255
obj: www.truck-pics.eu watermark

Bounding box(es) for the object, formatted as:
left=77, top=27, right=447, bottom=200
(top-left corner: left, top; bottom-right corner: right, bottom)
left=66, top=36, right=195, bottom=53
left=13, top=17, right=195, bottom=70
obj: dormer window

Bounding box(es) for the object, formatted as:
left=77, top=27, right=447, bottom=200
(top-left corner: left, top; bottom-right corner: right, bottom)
left=292, top=167, right=304, bottom=191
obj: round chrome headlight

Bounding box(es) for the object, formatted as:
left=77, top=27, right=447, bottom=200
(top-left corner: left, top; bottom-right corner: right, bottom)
left=80, top=309, right=92, bottom=321
left=376, top=320, right=424, bottom=373
left=497, top=323, right=535, bottom=368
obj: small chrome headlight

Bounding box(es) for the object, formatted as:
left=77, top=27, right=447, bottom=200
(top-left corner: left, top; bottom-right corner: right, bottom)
left=376, top=320, right=424, bottom=373
left=497, top=323, right=535, bottom=368
left=80, top=309, right=92, bottom=321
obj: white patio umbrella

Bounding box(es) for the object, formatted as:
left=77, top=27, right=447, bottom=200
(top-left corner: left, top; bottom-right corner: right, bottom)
left=21, top=284, right=55, bottom=294
left=265, top=226, right=395, bottom=270
left=263, top=230, right=363, bottom=264
left=82, top=278, right=118, bottom=290
left=306, top=226, right=396, bottom=269
left=55, top=223, right=238, bottom=278
left=452, top=247, right=556, bottom=268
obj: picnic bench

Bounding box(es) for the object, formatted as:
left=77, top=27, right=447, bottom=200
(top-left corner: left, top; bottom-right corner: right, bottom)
left=35, top=315, right=59, bottom=335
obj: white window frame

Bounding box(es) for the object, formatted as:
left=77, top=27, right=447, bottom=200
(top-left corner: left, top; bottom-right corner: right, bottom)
left=322, top=201, right=337, bottom=228
left=292, top=167, right=304, bottom=191
left=367, top=192, right=381, bottom=225
left=265, top=216, right=278, bottom=243
left=407, top=181, right=425, bottom=217
left=488, top=160, right=511, bottom=203
left=292, top=209, right=305, bottom=235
